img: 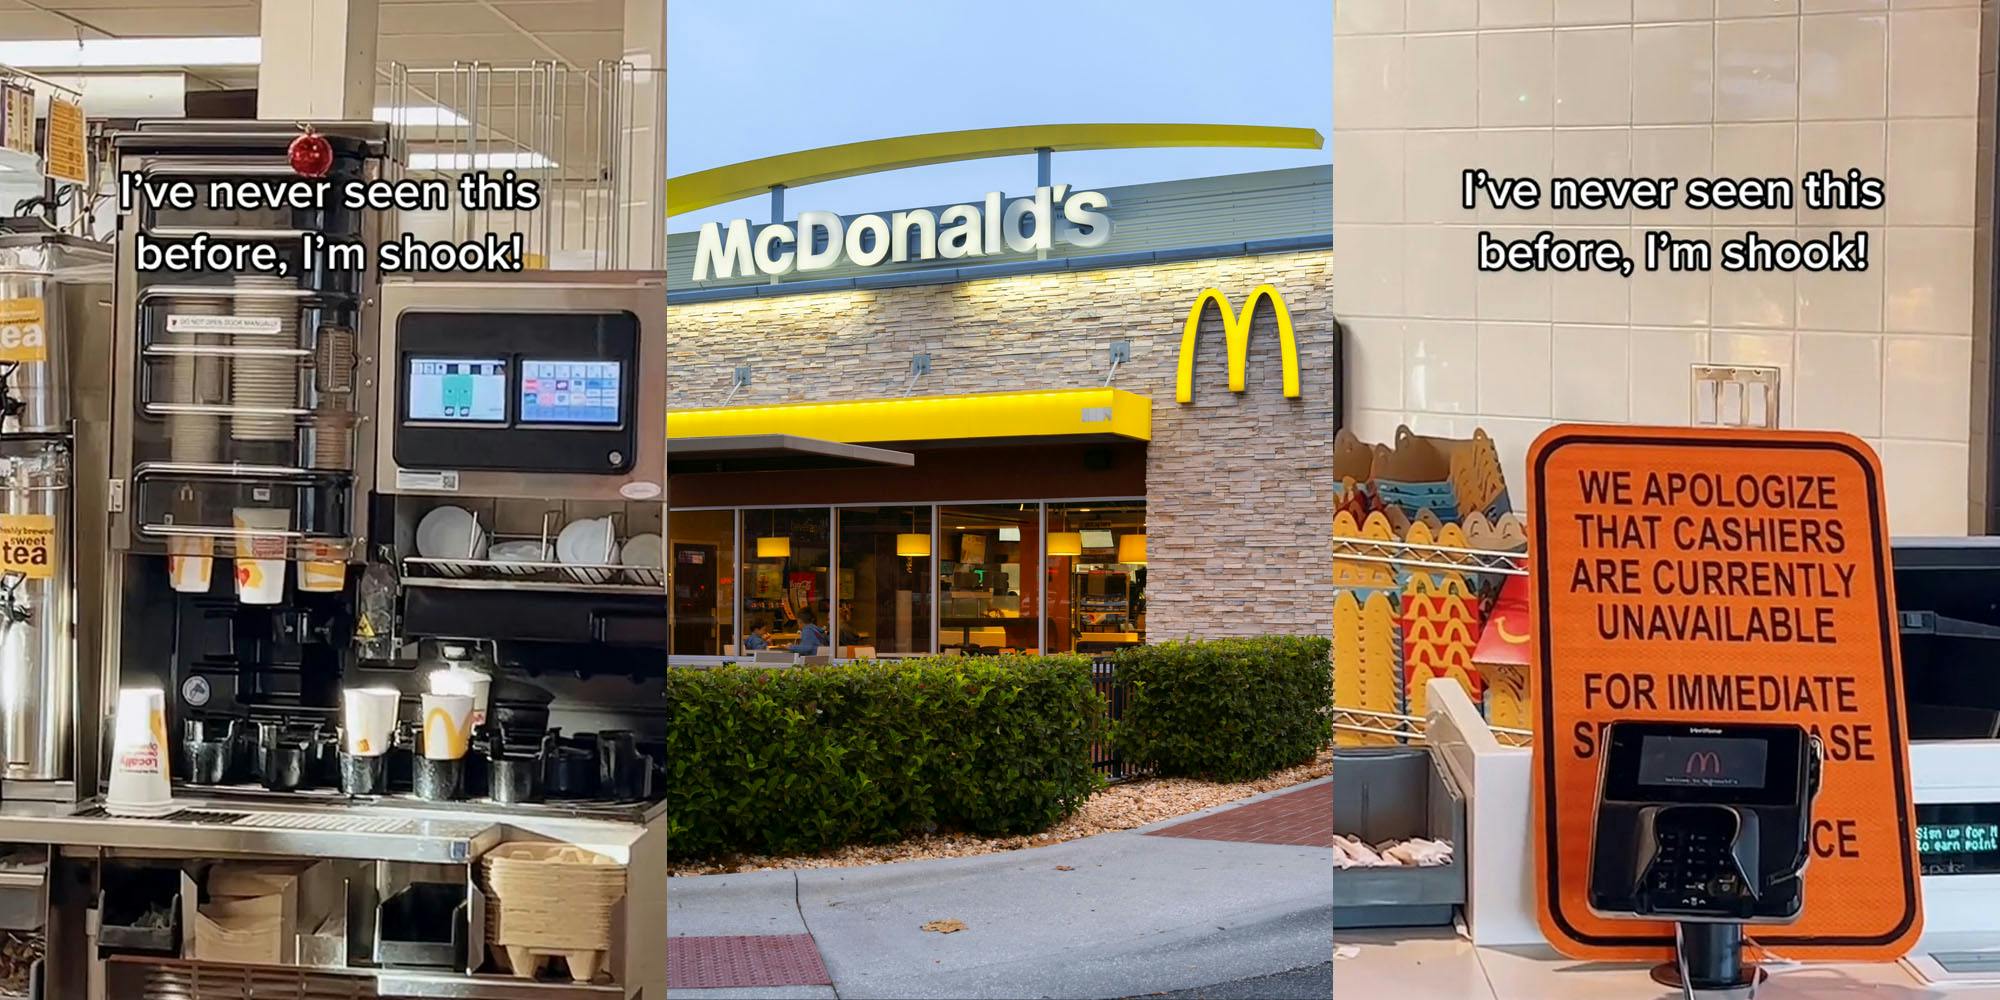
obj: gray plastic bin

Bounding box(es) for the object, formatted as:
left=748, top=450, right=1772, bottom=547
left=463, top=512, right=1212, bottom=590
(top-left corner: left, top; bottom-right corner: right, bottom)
left=1333, top=747, right=1467, bottom=928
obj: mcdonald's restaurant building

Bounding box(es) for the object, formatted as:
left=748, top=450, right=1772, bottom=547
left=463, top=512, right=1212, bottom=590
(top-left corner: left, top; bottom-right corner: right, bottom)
left=664, top=164, right=1334, bottom=661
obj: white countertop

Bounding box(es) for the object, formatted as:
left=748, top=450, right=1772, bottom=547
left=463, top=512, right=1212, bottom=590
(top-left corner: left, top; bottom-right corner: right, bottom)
left=1339, top=928, right=1999, bottom=999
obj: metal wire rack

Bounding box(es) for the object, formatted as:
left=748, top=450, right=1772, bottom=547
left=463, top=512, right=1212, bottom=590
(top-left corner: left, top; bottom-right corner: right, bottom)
left=400, top=509, right=663, bottom=594
left=1330, top=534, right=1529, bottom=577
left=384, top=60, right=663, bottom=270
left=1333, top=706, right=1533, bottom=749
left=1332, top=533, right=1535, bottom=748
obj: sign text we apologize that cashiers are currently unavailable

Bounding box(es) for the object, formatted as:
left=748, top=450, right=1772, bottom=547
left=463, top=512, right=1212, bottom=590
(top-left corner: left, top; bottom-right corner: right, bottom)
left=1570, top=470, right=1853, bottom=645
left=1528, top=426, right=1921, bottom=962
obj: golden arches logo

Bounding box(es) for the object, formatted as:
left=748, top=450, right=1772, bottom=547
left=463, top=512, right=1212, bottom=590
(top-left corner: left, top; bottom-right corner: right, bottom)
left=425, top=706, right=474, bottom=758
left=1176, top=284, right=1303, bottom=404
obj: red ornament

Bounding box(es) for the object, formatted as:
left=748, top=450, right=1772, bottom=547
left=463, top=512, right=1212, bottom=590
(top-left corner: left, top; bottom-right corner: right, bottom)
left=289, top=127, right=334, bottom=179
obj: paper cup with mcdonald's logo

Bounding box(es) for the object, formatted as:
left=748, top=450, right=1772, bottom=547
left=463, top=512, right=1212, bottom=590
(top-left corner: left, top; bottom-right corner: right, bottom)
left=342, top=687, right=400, bottom=757
left=105, top=687, right=173, bottom=817
left=298, top=539, right=346, bottom=593
left=232, top=507, right=289, bottom=604
left=168, top=535, right=214, bottom=593
left=421, top=693, right=474, bottom=760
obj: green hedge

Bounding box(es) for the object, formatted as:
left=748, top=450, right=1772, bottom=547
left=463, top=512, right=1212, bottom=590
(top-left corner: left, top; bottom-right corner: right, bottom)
left=666, top=655, right=1104, bottom=858
left=1110, top=636, right=1332, bottom=782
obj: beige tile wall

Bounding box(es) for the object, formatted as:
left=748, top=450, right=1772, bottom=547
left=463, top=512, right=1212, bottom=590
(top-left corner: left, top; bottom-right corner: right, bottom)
left=1335, top=0, right=1983, bottom=534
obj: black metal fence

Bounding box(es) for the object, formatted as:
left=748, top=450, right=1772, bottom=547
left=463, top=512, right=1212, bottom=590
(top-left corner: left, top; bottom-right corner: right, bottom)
left=1090, top=657, right=1148, bottom=783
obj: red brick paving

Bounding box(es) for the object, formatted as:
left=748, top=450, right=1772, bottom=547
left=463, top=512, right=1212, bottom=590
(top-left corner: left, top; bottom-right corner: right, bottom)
left=1143, top=781, right=1331, bottom=846
left=667, top=933, right=831, bottom=990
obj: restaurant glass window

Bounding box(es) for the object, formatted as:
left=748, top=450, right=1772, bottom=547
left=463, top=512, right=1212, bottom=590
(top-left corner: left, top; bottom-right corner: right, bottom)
left=740, top=508, right=832, bottom=654
left=668, top=510, right=735, bottom=656
left=937, top=504, right=1040, bottom=654
left=1046, top=501, right=1145, bottom=654
left=836, top=506, right=934, bottom=655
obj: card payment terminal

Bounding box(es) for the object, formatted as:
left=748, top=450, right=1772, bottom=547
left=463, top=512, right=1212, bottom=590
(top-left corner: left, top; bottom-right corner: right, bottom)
left=1587, top=721, right=1823, bottom=993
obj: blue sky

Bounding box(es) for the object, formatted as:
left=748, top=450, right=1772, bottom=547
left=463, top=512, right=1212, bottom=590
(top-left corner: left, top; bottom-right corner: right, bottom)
left=666, top=0, right=1332, bottom=231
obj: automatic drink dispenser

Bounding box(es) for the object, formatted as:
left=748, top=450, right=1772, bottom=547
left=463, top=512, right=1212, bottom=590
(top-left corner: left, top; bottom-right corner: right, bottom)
left=0, top=122, right=665, bottom=998
left=1588, top=721, right=1823, bottom=994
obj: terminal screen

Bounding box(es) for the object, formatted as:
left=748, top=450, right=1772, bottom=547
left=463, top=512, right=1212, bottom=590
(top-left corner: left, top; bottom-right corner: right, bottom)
left=1637, top=734, right=1769, bottom=790
left=520, top=359, right=623, bottom=425
left=1917, top=804, right=2000, bottom=875
left=408, top=357, right=507, bottom=422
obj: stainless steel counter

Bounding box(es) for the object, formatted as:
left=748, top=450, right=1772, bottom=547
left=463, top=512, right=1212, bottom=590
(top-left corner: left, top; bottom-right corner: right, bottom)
left=376, top=970, right=629, bottom=998
left=107, top=957, right=632, bottom=999
left=7, top=795, right=666, bottom=999
left=0, top=795, right=657, bottom=864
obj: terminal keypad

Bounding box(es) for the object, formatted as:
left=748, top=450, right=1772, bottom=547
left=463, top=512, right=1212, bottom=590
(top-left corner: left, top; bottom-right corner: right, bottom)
left=1646, top=810, right=1745, bottom=913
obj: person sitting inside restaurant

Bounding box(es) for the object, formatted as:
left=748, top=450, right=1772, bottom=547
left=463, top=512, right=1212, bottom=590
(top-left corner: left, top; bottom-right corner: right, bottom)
left=789, top=609, right=829, bottom=655
left=742, top=620, right=773, bottom=651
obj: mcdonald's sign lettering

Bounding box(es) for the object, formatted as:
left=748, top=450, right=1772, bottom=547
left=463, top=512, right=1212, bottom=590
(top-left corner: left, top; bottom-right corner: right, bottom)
left=1685, top=751, right=1721, bottom=777
left=1175, top=284, right=1302, bottom=404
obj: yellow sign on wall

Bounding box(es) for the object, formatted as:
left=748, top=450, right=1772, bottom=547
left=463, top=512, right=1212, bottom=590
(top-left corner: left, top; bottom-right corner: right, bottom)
left=1176, top=284, right=1302, bottom=404
left=43, top=97, right=87, bottom=186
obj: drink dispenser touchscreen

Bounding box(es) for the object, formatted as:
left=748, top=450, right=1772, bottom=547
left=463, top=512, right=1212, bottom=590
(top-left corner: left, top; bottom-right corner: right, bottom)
left=407, top=358, right=507, bottom=423
left=391, top=310, right=639, bottom=475
left=519, top=360, right=621, bottom=425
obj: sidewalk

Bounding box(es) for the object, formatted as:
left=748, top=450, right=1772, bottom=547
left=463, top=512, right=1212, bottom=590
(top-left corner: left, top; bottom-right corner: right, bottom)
left=669, top=778, right=1332, bottom=1000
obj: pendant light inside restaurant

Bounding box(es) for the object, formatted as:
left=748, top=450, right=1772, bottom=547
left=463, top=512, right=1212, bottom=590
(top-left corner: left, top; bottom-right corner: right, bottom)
left=1117, top=533, right=1147, bottom=565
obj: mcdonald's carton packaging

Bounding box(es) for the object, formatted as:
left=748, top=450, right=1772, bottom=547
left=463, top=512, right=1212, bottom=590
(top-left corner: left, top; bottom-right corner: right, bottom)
left=185, top=860, right=342, bottom=966
left=1471, top=576, right=1531, bottom=672
left=105, top=688, right=173, bottom=817
left=1472, top=576, right=1534, bottom=731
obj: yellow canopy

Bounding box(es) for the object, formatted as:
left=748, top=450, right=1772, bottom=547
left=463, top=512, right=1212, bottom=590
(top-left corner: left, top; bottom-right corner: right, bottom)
left=668, top=388, right=1151, bottom=444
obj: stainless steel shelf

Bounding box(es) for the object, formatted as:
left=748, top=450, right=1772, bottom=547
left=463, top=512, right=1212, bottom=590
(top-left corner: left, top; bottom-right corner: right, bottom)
left=177, top=783, right=664, bottom=827
left=376, top=972, right=628, bottom=998
left=0, top=799, right=501, bottom=864
left=104, top=957, right=629, bottom=1000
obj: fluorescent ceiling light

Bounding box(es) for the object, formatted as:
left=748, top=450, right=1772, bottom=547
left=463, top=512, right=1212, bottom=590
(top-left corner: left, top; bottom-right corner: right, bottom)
left=408, top=152, right=557, bottom=170
left=0, top=36, right=260, bottom=69
left=373, top=106, right=469, bottom=128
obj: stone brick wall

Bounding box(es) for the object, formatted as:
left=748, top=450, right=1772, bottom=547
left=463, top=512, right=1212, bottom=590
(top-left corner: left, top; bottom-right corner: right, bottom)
left=667, top=249, right=1335, bottom=639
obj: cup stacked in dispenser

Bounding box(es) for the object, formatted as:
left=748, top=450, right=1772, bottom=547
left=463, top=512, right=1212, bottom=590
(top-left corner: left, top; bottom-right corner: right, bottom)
left=227, top=276, right=300, bottom=443
left=164, top=295, right=228, bottom=464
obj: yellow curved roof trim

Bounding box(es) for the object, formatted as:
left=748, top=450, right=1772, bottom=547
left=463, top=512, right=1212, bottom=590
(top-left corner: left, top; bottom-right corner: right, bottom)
left=666, top=123, right=1325, bottom=216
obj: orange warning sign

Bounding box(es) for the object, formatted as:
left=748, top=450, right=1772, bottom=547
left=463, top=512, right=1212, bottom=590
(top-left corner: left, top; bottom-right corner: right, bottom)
left=1527, top=425, right=1920, bottom=961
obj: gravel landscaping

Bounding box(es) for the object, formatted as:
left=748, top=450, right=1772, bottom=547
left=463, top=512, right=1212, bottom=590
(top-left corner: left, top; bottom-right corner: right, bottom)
left=668, top=746, right=1332, bottom=876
